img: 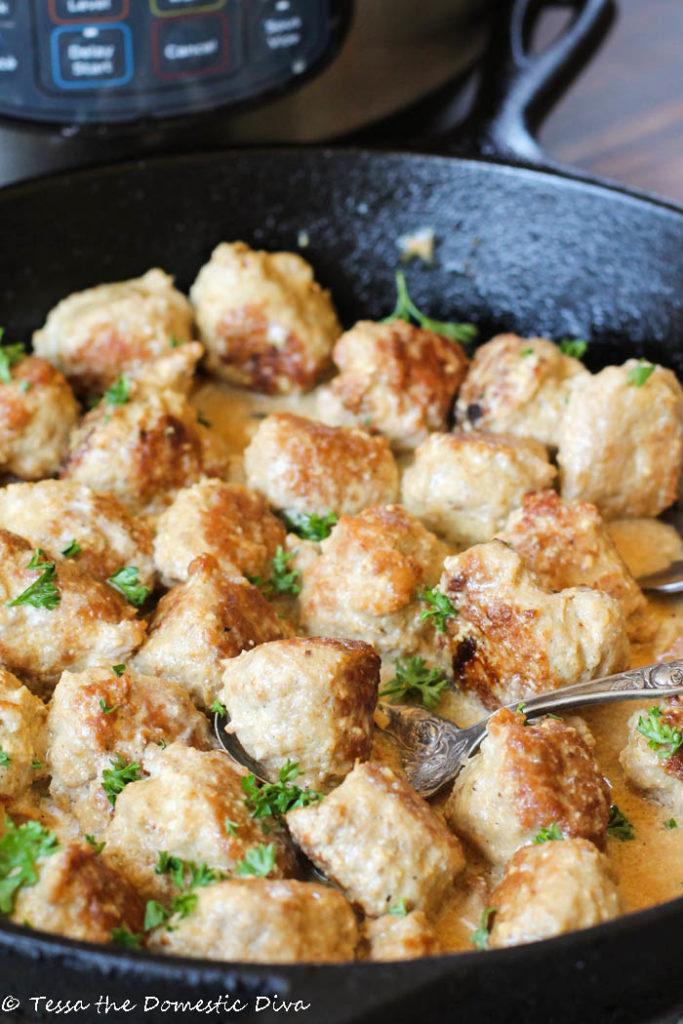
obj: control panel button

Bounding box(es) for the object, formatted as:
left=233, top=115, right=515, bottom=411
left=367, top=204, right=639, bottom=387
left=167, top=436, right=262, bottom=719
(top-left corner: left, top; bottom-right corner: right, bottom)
left=50, top=24, right=133, bottom=88
left=0, top=1, right=15, bottom=19
left=151, top=0, right=226, bottom=15
left=50, top=0, right=128, bottom=23
left=0, top=29, right=19, bottom=74
left=152, top=13, right=229, bottom=78
left=249, top=0, right=309, bottom=61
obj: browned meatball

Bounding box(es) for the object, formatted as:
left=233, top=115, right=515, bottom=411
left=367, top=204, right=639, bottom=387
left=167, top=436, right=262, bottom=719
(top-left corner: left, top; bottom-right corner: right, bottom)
left=0, top=668, right=48, bottom=800
left=445, top=709, right=611, bottom=864
left=318, top=319, right=468, bottom=449
left=620, top=697, right=683, bottom=815
left=190, top=241, right=341, bottom=394
left=364, top=911, right=441, bottom=961
left=244, top=412, right=399, bottom=517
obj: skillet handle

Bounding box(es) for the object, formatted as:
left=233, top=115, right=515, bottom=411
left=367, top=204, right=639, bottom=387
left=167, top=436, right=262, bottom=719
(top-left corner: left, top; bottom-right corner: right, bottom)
left=444, top=0, right=616, bottom=165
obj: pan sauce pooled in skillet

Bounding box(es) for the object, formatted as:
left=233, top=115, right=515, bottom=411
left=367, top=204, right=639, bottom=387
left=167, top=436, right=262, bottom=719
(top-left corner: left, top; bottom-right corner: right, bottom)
left=1, top=240, right=683, bottom=964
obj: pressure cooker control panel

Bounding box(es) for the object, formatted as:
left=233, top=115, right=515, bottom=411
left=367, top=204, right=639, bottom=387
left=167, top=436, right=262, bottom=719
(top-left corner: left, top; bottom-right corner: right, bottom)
left=0, top=0, right=348, bottom=124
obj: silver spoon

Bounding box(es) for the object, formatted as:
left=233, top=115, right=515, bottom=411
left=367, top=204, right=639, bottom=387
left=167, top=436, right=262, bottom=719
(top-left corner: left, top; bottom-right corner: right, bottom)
left=215, top=659, right=683, bottom=799
left=637, top=503, right=683, bottom=592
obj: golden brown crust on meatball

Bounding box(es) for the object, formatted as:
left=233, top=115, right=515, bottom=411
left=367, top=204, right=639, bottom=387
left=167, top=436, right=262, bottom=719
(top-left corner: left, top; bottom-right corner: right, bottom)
left=455, top=334, right=588, bottom=448
left=620, top=697, right=683, bottom=814
left=12, top=841, right=144, bottom=943
left=438, top=541, right=630, bottom=707
left=0, top=356, right=79, bottom=480
left=0, top=480, right=155, bottom=588
left=148, top=879, right=358, bottom=963
left=0, top=530, right=146, bottom=694
left=152, top=480, right=286, bottom=586
left=133, top=555, right=291, bottom=710
left=190, top=242, right=341, bottom=394
left=401, top=431, right=556, bottom=546
left=220, top=636, right=379, bottom=791
left=320, top=319, right=468, bottom=450
left=0, top=668, right=48, bottom=799
left=364, top=911, right=441, bottom=961
left=102, top=742, right=296, bottom=900
left=299, top=505, right=448, bottom=661
left=32, top=268, right=197, bottom=395
left=498, top=490, right=652, bottom=643
left=489, top=839, right=622, bottom=948
left=244, top=412, right=399, bottom=517
left=48, top=667, right=211, bottom=838
left=287, top=761, right=465, bottom=917
left=557, top=361, right=683, bottom=518
left=61, top=389, right=230, bottom=515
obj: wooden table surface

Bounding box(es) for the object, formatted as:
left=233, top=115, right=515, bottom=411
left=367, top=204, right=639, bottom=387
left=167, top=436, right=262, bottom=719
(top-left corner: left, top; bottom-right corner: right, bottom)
left=538, top=0, right=683, bottom=204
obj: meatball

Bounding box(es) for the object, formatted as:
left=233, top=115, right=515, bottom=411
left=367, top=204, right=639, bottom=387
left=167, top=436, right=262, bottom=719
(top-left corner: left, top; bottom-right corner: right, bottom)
left=0, top=356, right=79, bottom=480
left=148, top=879, right=358, bottom=963
left=557, top=360, right=683, bottom=518
left=102, top=742, right=296, bottom=900
left=12, top=840, right=144, bottom=944
left=287, top=761, right=465, bottom=917
left=455, top=334, right=588, bottom=448
left=299, top=505, right=448, bottom=662
left=190, top=241, right=341, bottom=394
left=220, top=636, right=379, bottom=792
left=318, top=319, right=468, bottom=449
left=61, top=389, right=230, bottom=515
left=244, top=412, right=399, bottom=517
left=0, top=480, right=155, bottom=589
left=620, top=697, right=683, bottom=815
left=0, top=530, right=146, bottom=695
left=133, top=555, right=291, bottom=711
left=498, top=490, right=651, bottom=643
left=401, top=431, right=556, bottom=547
left=364, top=911, right=440, bottom=961
left=32, top=268, right=198, bottom=395
left=0, top=668, right=47, bottom=800
left=445, top=708, right=610, bottom=864
left=48, top=667, right=211, bottom=838
left=152, top=479, right=286, bottom=587
left=489, top=839, right=622, bottom=949
left=437, top=541, right=630, bottom=707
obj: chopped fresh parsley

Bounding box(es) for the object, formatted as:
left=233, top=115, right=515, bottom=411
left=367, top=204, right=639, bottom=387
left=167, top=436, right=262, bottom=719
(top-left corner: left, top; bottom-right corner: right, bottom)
left=104, top=374, right=131, bottom=405
left=154, top=851, right=223, bottom=891
left=169, top=891, right=198, bottom=921
left=470, top=907, right=495, bottom=951
left=242, top=760, right=323, bottom=820
left=211, top=699, right=227, bottom=717
left=30, top=760, right=41, bottom=771
left=107, top=566, right=150, bottom=608
left=637, top=706, right=683, bottom=760
left=101, top=754, right=142, bottom=806
left=111, top=925, right=142, bottom=949
left=665, top=818, right=678, bottom=830
left=85, top=834, right=105, bottom=854
left=282, top=510, right=338, bottom=542
left=112, top=664, right=126, bottom=677
left=388, top=899, right=408, bottom=917
left=383, top=271, right=478, bottom=346
left=380, top=656, right=448, bottom=710
left=0, top=747, right=10, bottom=768
left=169, top=335, right=183, bottom=349
left=559, top=337, right=588, bottom=360
left=235, top=843, right=276, bottom=878
left=520, top=347, right=534, bottom=356
left=99, top=698, right=119, bottom=716
left=144, top=899, right=169, bottom=931
left=196, top=410, right=211, bottom=427
left=6, top=551, right=61, bottom=610
left=19, top=380, right=31, bottom=394
left=627, top=360, right=655, bottom=387
left=250, top=547, right=301, bottom=597
left=607, top=804, right=635, bottom=841
left=224, top=818, right=239, bottom=837
left=60, top=539, right=81, bottom=559
left=418, top=585, right=457, bottom=633
left=0, top=817, right=59, bottom=913
left=533, top=823, right=563, bottom=844
left=0, top=329, right=25, bottom=385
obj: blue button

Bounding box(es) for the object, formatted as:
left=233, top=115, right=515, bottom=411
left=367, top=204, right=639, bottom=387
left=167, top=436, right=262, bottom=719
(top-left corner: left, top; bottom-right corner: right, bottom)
left=50, top=23, right=133, bottom=89
left=0, top=1, right=14, bottom=19
left=0, top=30, right=18, bottom=74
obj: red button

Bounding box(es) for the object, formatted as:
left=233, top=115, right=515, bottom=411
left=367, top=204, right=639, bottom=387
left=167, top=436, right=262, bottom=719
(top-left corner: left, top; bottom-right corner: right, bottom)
left=152, top=13, right=230, bottom=79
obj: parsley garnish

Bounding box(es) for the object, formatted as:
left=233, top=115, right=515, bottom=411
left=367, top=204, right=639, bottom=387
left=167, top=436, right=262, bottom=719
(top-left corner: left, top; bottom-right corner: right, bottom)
left=104, top=374, right=131, bottom=405
left=101, top=754, right=142, bottom=806
left=0, top=329, right=25, bottom=385
left=250, top=547, right=301, bottom=597
left=627, top=360, right=655, bottom=387
left=85, top=834, right=105, bottom=854
left=383, top=271, right=478, bottom=346
left=418, top=585, right=457, bottom=633
left=637, top=706, right=683, bottom=759
left=0, top=817, right=59, bottom=913
left=665, top=818, right=678, bottom=830
left=196, top=410, right=211, bottom=427
left=19, top=380, right=31, bottom=393
left=520, top=347, right=534, bottom=356
left=144, top=899, right=169, bottom=931
left=224, top=819, right=239, bottom=837
left=0, top=747, right=10, bottom=768
left=282, top=510, right=338, bottom=542
left=60, top=539, right=81, bottom=559
left=388, top=899, right=408, bottom=917
left=211, top=699, right=227, bottom=717
left=154, top=851, right=223, bottom=891
left=242, top=760, right=323, bottom=820
left=607, top=804, right=635, bottom=841
left=470, top=907, right=495, bottom=951
left=380, top=656, right=448, bottom=710
left=30, top=760, right=41, bottom=771
left=99, top=698, right=119, bottom=716
left=107, top=566, right=150, bottom=608
left=6, top=551, right=61, bottom=610
left=112, top=664, right=126, bottom=677
left=533, top=823, right=563, bottom=844
left=559, top=337, right=588, bottom=359
left=111, top=925, right=142, bottom=949
left=235, top=843, right=276, bottom=878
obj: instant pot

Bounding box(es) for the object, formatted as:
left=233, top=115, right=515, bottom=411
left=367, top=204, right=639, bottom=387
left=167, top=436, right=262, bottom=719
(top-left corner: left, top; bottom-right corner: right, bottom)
left=0, top=0, right=491, bottom=186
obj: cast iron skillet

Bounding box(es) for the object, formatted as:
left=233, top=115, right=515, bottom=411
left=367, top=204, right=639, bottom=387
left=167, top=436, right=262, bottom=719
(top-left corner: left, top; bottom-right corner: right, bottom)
left=0, top=2, right=682, bottom=1022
